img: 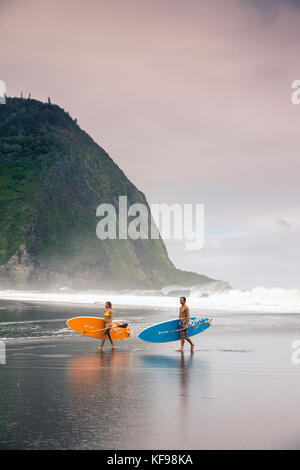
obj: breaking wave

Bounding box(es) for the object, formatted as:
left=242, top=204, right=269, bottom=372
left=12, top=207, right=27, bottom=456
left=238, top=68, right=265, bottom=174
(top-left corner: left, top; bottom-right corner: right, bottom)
left=0, top=285, right=299, bottom=313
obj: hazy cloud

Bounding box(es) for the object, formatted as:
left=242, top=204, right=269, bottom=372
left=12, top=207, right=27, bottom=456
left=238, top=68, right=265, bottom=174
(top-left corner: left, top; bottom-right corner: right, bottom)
left=1, top=0, right=299, bottom=287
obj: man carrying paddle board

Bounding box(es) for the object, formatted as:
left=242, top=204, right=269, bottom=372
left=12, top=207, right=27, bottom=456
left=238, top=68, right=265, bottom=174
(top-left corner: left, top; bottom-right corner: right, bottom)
left=177, top=297, right=195, bottom=352
left=98, top=301, right=115, bottom=351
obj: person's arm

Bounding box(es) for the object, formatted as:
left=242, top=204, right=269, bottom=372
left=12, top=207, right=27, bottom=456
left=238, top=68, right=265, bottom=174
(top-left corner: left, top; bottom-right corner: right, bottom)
left=186, top=306, right=190, bottom=328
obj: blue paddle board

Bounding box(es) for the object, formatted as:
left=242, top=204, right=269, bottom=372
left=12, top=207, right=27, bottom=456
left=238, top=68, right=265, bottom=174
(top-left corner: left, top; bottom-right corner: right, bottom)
left=138, top=317, right=212, bottom=343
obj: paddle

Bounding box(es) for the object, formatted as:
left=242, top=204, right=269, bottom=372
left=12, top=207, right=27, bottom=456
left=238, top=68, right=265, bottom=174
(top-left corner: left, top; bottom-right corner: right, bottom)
left=164, top=319, right=212, bottom=337
left=83, top=323, right=128, bottom=334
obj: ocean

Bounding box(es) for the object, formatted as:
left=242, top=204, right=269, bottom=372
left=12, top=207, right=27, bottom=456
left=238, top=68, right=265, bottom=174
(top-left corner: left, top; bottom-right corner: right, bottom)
left=0, top=287, right=299, bottom=449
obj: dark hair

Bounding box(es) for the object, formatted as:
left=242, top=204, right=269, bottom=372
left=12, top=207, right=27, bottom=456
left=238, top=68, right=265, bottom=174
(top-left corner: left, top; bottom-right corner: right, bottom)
left=106, top=301, right=112, bottom=308
left=180, top=296, right=186, bottom=302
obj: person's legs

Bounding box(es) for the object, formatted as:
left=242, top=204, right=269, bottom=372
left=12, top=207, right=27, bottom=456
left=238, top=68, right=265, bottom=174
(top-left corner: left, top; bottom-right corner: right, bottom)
left=98, top=332, right=106, bottom=351
left=177, top=320, right=186, bottom=351
left=106, top=328, right=115, bottom=349
left=98, top=324, right=115, bottom=350
left=177, top=320, right=194, bottom=351
left=177, top=337, right=185, bottom=351
left=184, top=336, right=195, bottom=350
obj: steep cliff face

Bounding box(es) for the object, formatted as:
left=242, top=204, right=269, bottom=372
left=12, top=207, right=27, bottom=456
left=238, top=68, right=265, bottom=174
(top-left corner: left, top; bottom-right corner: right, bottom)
left=0, top=98, right=228, bottom=290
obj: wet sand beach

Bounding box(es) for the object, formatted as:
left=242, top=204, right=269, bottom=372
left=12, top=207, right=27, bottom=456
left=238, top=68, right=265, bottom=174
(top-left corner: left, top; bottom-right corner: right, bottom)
left=0, top=299, right=300, bottom=450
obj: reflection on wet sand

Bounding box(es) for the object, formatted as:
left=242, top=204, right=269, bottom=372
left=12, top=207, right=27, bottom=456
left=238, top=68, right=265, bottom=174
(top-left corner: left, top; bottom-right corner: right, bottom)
left=139, top=351, right=211, bottom=431
left=2, top=298, right=300, bottom=450
left=54, top=343, right=212, bottom=449
left=179, top=351, right=193, bottom=396
left=64, top=350, right=134, bottom=448
left=67, top=350, right=130, bottom=381
left=139, top=353, right=193, bottom=370
left=178, top=352, right=193, bottom=429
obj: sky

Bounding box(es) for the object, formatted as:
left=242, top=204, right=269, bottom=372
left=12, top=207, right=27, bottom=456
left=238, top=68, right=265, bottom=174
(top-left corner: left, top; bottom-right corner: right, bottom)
left=1, top=0, right=300, bottom=289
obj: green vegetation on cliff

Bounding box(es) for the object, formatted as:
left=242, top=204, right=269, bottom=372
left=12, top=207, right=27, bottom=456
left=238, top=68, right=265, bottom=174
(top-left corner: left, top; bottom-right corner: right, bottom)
left=0, top=97, right=226, bottom=290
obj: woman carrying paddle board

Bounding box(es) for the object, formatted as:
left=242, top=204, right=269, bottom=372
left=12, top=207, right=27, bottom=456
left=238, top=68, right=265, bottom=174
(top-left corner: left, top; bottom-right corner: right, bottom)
left=98, top=301, right=115, bottom=351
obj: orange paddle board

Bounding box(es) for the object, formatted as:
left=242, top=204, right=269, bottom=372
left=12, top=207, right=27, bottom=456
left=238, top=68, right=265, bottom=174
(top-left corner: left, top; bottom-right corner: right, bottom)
left=66, top=316, right=132, bottom=340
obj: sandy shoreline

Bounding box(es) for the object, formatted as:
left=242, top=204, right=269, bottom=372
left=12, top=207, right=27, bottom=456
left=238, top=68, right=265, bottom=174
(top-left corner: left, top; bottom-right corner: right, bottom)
left=0, top=299, right=300, bottom=450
